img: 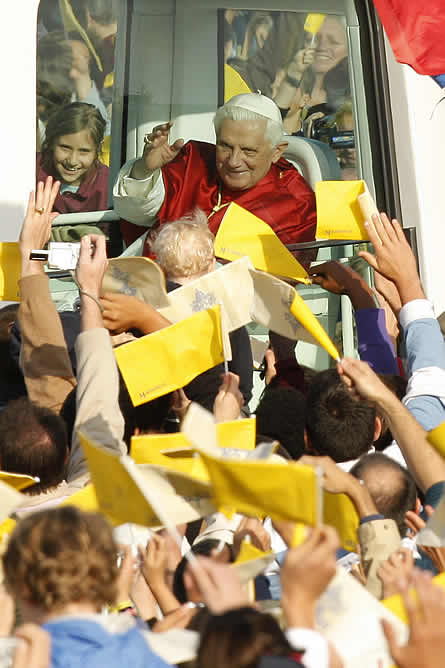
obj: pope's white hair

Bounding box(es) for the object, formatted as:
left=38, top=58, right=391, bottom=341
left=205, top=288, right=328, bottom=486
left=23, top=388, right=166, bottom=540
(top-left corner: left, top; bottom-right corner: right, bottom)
left=213, top=105, right=284, bottom=147
left=152, top=209, right=215, bottom=280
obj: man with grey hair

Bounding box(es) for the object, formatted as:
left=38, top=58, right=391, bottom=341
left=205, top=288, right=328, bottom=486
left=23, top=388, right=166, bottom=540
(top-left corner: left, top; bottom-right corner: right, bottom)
left=114, top=92, right=316, bottom=251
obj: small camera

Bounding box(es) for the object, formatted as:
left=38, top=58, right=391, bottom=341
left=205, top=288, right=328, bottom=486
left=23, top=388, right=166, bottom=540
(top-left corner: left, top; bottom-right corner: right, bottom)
left=310, top=114, right=355, bottom=149
left=30, top=242, right=81, bottom=270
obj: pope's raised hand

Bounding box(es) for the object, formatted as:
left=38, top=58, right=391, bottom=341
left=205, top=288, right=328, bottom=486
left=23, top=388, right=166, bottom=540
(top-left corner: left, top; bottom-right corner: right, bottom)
left=142, top=122, right=185, bottom=172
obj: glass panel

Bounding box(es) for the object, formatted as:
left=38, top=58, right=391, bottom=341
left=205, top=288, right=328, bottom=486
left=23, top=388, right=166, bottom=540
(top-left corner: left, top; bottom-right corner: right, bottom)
left=36, top=0, right=119, bottom=222
left=221, top=9, right=357, bottom=180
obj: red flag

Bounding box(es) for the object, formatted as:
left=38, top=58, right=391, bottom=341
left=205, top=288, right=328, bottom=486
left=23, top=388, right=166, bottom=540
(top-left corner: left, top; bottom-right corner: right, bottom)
left=373, top=1, right=445, bottom=75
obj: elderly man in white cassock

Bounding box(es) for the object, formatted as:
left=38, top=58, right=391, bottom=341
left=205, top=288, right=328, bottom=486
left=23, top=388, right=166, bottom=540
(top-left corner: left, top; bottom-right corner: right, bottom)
left=114, top=93, right=317, bottom=253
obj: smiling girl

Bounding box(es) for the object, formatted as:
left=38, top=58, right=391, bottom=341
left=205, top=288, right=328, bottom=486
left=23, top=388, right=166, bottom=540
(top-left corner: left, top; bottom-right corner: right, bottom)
left=37, top=102, right=109, bottom=213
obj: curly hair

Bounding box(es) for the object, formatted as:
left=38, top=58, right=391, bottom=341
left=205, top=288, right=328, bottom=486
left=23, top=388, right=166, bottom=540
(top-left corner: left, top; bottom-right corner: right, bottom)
left=3, top=507, right=118, bottom=612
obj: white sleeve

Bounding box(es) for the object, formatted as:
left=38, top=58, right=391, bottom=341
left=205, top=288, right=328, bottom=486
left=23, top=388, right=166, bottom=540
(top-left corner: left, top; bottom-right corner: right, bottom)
left=285, top=629, right=330, bottom=668
left=113, top=160, right=165, bottom=226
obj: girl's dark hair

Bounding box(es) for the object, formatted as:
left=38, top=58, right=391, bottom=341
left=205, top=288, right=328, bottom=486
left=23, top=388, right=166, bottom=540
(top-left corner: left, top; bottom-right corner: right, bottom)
left=41, top=102, right=106, bottom=173
left=198, top=608, right=292, bottom=668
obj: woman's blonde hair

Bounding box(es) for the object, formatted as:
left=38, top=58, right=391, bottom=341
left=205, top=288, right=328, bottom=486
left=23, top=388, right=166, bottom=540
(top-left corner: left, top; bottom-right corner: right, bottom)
left=3, top=506, right=118, bottom=613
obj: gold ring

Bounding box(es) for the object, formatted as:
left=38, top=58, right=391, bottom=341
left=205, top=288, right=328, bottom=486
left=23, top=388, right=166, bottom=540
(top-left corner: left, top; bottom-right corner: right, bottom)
left=144, top=134, right=153, bottom=145
left=35, top=207, right=45, bottom=214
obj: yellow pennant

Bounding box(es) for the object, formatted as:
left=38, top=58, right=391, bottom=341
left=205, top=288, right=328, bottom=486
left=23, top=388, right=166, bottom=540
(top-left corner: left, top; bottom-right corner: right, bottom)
left=79, top=431, right=215, bottom=527
left=427, top=420, right=445, bottom=458
left=62, top=484, right=100, bottom=514
left=131, top=418, right=256, bottom=463
left=198, top=451, right=358, bottom=551
left=214, top=203, right=310, bottom=284
left=304, top=13, right=326, bottom=34
left=290, top=290, right=340, bottom=361
left=115, top=305, right=224, bottom=406
left=382, top=572, right=445, bottom=624
left=0, top=471, right=39, bottom=491
left=315, top=180, right=371, bottom=241
left=0, top=242, right=21, bottom=302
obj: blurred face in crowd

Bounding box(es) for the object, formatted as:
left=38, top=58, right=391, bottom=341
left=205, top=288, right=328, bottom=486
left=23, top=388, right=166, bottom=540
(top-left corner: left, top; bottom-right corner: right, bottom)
left=215, top=119, right=286, bottom=191
left=53, top=129, right=97, bottom=185
left=307, top=16, right=347, bottom=74
left=69, top=40, right=91, bottom=81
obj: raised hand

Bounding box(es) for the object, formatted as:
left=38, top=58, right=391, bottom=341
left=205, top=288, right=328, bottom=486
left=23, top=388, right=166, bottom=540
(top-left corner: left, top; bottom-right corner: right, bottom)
left=406, top=507, right=445, bottom=574
left=232, top=517, right=272, bottom=557
left=142, top=122, right=184, bottom=172
left=183, top=556, right=249, bottom=614
left=213, top=372, right=243, bottom=422
left=75, top=234, right=108, bottom=298
left=19, top=177, right=60, bottom=276
left=337, top=357, right=392, bottom=405
left=281, top=526, right=339, bottom=628
left=359, top=213, right=424, bottom=305
left=377, top=548, right=415, bottom=599
left=12, top=625, right=51, bottom=668
left=382, top=571, right=445, bottom=668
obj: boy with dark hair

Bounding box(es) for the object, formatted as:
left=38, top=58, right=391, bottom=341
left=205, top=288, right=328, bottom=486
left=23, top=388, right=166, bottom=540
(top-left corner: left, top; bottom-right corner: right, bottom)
left=305, top=368, right=378, bottom=463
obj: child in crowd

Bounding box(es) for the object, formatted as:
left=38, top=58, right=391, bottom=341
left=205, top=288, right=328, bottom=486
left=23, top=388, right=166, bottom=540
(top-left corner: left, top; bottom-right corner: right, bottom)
left=37, top=102, right=109, bottom=214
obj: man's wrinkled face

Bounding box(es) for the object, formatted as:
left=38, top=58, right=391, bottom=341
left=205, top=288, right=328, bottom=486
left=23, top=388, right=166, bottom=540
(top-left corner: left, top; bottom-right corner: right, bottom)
left=215, top=119, right=286, bottom=191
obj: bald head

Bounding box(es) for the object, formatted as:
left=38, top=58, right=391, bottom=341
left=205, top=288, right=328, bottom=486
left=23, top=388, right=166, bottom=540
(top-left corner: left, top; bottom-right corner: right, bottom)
left=350, top=453, right=417, bottom=535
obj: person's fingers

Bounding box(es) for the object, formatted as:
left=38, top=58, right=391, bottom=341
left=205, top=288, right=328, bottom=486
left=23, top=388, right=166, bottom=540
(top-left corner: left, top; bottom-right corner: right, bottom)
left=405, top=511, right=426, bottom=532
left=24, top=190, right=35, bottom=222
left=170, top=138, right=185, bottom=154
left=425, top=505, right=435, bottom=518
left=371, top=213, right=392, bottom=246
left=378, top=212, right=398, bottom=244
left=358, top=249, right=379, bottom=271
left=391, top=217, right=407, bottom=245
left=35, top=180, right=45, bottom=211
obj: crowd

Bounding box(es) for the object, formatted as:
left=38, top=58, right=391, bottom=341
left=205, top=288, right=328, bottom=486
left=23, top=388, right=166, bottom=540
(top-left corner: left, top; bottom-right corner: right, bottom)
left=0, top=56, right=444, bottom=668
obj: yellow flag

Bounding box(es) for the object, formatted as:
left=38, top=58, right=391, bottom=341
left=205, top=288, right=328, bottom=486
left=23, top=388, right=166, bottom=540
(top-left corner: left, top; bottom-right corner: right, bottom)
left=0, top=242, right=21, bottom=302
left=0, top=471, right=38, bottom=491
left=217, top=418, right=256, bottom=450
left=0, top=517, right=16, bottom=544
left=62, top=484, right=100, bottom=514
left=214, top=203, right=310, bottom=284
left=79, top=431, right=215, bottom=527
left=232, top=540, right=275, bottom=584
left=304, top=13, right=326, bottom=34
left=198, top=451, right=358, bottom=550
left=199, top=452, right=319, bottom=525
left=324, top=491, right=359, bottom=553
left=131, top=418, right=256, bottom=463
left=224, top=64, right=251, bottom=101
left=115, top=305, right=224, bottom=406
left=427, top=420, right=445, bottom=458
left=290, top=291, right=340, bottom=361
left=315, top=180, right=370, bottom=241
left=133, top=448, right=209, bottom=483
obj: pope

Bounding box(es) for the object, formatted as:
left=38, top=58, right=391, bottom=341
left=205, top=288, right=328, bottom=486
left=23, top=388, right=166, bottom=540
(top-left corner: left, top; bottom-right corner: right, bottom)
left=113, top=92, right=317, bottom=251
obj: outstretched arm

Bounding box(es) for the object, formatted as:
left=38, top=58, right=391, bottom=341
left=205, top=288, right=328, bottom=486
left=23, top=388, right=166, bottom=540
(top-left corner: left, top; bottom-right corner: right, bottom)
left=18, top=177, right=76, bottom=413
left=67, top=235, right=126, bottom=482
left=337, top=357, right=445, bottom=493
left=309, top=260, right=398, bottom=374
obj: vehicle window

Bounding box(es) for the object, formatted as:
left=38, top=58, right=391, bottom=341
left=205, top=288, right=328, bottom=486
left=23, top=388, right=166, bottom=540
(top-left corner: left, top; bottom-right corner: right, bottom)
left=221, top=9, right=357, bottom=180
left=36, top=0, right=118, bottom=218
